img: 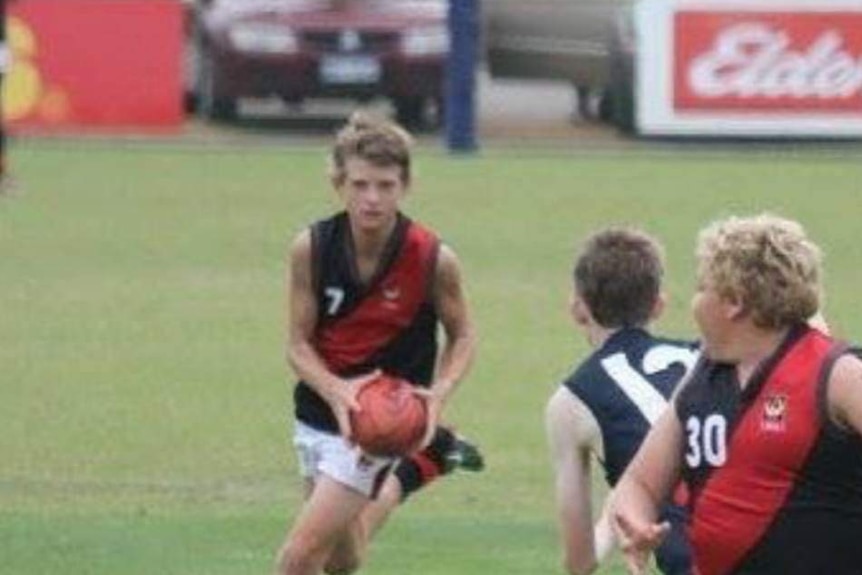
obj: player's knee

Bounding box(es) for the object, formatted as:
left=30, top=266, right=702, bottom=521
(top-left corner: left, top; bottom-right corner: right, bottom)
left=276, top=533, right=325, bottom=575
left=324, top=553, right=362, bottom=575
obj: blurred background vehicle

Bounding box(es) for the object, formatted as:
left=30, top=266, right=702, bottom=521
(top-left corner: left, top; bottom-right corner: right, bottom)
left=184, top=0, right=450, bottom=130
left=484, top=0, right=637, bottom=133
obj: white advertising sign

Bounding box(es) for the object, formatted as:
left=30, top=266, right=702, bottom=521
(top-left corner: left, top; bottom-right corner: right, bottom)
left=636, top=0, right=862, bottom=136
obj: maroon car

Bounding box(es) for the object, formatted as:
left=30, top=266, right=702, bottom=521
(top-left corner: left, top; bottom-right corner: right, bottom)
left=186, top=0, right=449, bottom=128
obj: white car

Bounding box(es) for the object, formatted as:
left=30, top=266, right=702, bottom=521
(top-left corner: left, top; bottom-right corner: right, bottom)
left=484, top=0, right=637, bottom=131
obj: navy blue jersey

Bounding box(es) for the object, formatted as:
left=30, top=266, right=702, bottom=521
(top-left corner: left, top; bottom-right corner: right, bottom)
left=564, top=328, right=699, bottom=486
left=563, top=327, right=699, bottom=575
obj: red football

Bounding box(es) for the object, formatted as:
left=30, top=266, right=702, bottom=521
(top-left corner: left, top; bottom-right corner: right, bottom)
left=350, top=374, right=428, bottom=457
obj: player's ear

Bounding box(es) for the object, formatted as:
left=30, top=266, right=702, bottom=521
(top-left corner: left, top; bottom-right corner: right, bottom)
left=570, top=293, right=591, bottom=327
left=650, top=291, right=667, bottom=321
left=331, top=173, right=344, bottom=191
left=724, top=293, right=747, bottom=321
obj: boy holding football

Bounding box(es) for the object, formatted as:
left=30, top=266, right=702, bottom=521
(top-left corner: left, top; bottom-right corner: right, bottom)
left=276, top=112, right=481, bottom=575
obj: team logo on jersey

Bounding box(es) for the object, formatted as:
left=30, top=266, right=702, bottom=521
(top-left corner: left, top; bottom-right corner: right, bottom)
left=380, top=284, right=401, bottom=309
left=761, top=393, right=788, bottom=432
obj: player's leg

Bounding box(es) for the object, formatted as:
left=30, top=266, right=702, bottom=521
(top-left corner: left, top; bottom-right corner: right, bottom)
left=277, top=475, right=368, bottom=575
left=322, top=510, right=367, bottom=575
left=395, top=426, right=484, bottom=499
left=318, top=450, right=394, bottom=574
left=360, top=426, right=484, bottom=537
left=359, top=472, right=402, bottom=539
left=278, top=422, right=394, bottom=575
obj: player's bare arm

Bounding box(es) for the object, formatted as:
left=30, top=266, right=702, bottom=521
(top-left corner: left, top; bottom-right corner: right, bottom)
left=611, top=408, right=682, bottom=574
left=827, top=352, right=862, bottom=436
left=592, top=497, right=617, bottom=564
left=286, top=230, right=364, bottom=437
left=424, top=244, right=477, bottom=437
left=546, top=387, right=604, bottom=575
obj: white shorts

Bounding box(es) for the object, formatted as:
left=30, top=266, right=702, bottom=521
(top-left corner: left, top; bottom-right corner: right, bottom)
left=293, top=421, right=395, bottom=498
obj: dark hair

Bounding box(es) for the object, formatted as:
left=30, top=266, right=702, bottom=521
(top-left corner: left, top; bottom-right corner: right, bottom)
left=329, top=111, right=413, bottom=185
left=574, top=228, right=664, bottom=328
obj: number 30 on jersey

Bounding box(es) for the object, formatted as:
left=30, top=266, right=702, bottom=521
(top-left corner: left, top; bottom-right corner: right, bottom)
left=685, top=414, right=728, bottom=468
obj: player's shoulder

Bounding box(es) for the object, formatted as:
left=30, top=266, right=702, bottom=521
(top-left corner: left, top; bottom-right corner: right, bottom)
left=563, top=329, right=646, bottom=383
left=404, top=215, right=442, bottom=255
left=571, top=349, right=606, bottom=381
left=806, top=340, right=862, bottom=433
left=591, top=328, right=693, bottom=369
left=562, top=346, right=615, bottom=404
left=289, top=228, right=312, bottom=259
left=673, top=351, right=723, bottom=407
left=309, top=211, right=347, bottom=239
left=546, top=385, right=602, bottom=448
left=403, top=214, right=436, bottom=236
left=570, top=329, right=700, bottom=402
left=650, top=333, right=699, bottom=350
left=301, top=212, right=353, bottom=263
left=289, top=213, right=345, bottom=265
left=829, top=346, right=862, bottom=390
left=626, top=328, right=699, bottom=355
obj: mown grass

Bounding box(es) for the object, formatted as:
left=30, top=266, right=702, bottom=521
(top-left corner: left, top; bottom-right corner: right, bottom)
left=2, top=140, right=861, bottom=574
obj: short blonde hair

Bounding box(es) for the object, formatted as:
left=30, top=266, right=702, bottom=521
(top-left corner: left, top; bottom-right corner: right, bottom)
left=696, top=213, right=822, bottom=329
left=329, top=111, right=413, bottom=186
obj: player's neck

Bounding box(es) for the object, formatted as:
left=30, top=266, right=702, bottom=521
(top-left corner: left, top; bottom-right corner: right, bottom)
left=734, top=326, right=791, bottom=387
left=353, top=232, right=387, bottom=260
left=350, top=218, right=398, bottom=259
left=587, top=325, right=619, bottom=349
left=349, top=217, right=399, bottom=284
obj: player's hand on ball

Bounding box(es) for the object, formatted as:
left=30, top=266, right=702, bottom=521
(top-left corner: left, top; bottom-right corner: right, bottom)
left=410, top=386, right=443, bottom=449
left=332, top=370, right=381, bottom=443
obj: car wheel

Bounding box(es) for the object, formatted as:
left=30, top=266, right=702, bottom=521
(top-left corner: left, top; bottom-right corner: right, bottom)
left=609, top=65, right=635, bottom=134
left=183, top=91, right=199, bottom=114
left=574, top=85, right=593, bottom=121
left=598, top=89, right=614, bottom=123
left=183, top=24, right=200, bottom=115
left=197, top=50, right=237, bottom=122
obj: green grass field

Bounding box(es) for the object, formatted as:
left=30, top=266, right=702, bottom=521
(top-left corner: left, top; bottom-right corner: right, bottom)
left=2, top=139, right=861, bottom=574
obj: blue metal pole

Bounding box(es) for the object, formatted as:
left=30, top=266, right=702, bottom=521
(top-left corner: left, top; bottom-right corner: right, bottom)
left=445, top=0, right=479, bottom=153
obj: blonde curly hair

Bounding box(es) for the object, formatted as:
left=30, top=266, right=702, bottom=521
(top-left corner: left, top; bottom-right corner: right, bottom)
left=696, top=213, right=822, bottom=330
left=329, top=111, right=413, bottom=186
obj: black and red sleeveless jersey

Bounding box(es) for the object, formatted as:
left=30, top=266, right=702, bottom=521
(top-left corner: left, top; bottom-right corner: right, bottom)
left=675, top=325, right=862, bottom=575
left=294, top=211, right=440, bottom=432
